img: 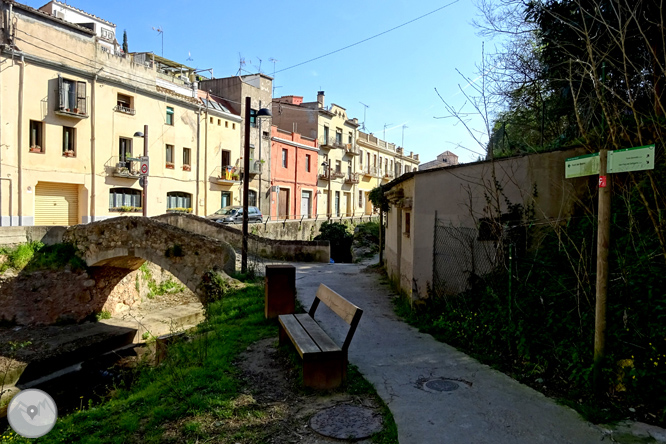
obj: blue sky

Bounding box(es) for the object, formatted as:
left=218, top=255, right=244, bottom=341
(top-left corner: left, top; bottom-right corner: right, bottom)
left=25, top=0, right=491, bottom=164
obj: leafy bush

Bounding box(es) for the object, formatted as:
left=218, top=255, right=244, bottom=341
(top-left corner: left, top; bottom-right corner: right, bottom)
left=0, top=242, right=86, bottom=273
left=314, top=221, right=353, bottom=262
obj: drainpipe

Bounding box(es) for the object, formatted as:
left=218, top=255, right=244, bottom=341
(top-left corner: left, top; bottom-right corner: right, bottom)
left=195, top=107, right=201, bottom=216
left=17, top=54, right=24, bottom=225
left=90, top=73, right=97, bottom=222
left=0, top=178, right=11, bottom=226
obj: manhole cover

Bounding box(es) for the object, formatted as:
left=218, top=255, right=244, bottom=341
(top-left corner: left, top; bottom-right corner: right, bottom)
left=309, top=404, right=383, bottom=440
left=424, top=379, right=460, bottom=392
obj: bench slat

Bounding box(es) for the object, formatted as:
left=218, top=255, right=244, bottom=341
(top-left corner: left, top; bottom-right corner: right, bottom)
left=294, top=313, right=341, bottom=354
left=315, top=284, right=361, bottom=325
left=279, top=315, right=321, bottom=357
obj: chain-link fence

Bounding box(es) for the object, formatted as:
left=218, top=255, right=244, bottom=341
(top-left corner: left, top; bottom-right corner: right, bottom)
left=432, top=216, right=504, bottom=297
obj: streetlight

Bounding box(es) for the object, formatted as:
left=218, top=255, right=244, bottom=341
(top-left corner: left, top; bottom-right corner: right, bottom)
left=133, top=125, right=148, bottom=217
left=321, top=161, right=332, bottom=219
left=241, top=98, right=272, bottom=274
left=256, top=105, right=272, bottom=211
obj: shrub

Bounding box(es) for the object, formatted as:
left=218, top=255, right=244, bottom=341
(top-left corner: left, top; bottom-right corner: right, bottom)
left=314, top=222, right=353, bottom=262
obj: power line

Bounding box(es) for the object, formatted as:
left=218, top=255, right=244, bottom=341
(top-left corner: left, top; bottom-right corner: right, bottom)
left=275, top=0, right=460, bottom=74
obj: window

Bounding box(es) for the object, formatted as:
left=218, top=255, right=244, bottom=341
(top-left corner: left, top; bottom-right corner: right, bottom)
left=29, top=120, right=43, bottom=152
left=335, top=160, right=342, bottom=174
left=62, top=126, right=76, bottom=155
left=101, top=28, right=115, bottom=41
left=282, top=149, right=288, bottom=168
left=116, top=93, right=134, bottom=114
left=109, top=188, right=142, bottom=210
left=210, top=117, right=214, bottom=124
left=250, top=109, right=258, bottom=128
left=167, top=192, right=192, bottom=212
left=249, top=146, right=255, bottom=163
left=359, top=190, right=363, bottom=208
left=119, top=137, right=132, bottom=163
left=225, top=121, right=229, bottom=128
left=359, top=150, right=363, bottom=165
left=404, top=212, right=411, bottom=237
left=165, top=144, right=174, bottom=167
left=248, top=190, right=257, bottom=207
left=58, top=75, right=86, bottom=114
left=335, top=129, right=342, bottom=145
left=232, top=123, right=236, bottom=130
left=348, top=132, right=352, bottom=144
left=323, top=126, right=329, bottom=143
left=218, top=119, right=221, bottom=126
left=166, top=106, right=174, bottom=125
left=373, top=155, right=377, bottom=167
left=305, top=154, right=311, bottom=172
left=183, top=148, right=191, bottom=171
left=221, top=150, right=231, bottom=167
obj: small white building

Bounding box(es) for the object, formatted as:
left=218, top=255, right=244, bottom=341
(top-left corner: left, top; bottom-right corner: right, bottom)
left=39, top=0, right=118, bottom=53
left=419, top=150, right=459, bottom=171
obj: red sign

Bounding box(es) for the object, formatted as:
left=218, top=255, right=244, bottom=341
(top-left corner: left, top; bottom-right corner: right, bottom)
left=599, top=175, right=607, bottom=188
left=141, top=164, right=148, bottom=174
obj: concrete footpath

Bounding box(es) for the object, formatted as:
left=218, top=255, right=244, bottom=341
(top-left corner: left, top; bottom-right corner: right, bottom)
left=293, top=260, right=607, bottom=444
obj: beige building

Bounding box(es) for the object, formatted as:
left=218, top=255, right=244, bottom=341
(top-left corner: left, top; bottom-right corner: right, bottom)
left=419, top=150, right=459, bottom=171
left=273, top=92, right=420, bottom=217
left=0, top=0, right=241, bottom=226
left=382, top=148, right=588, bottom=301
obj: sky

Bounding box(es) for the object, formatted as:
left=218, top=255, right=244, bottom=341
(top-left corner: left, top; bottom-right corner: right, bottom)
left=24, top=0, right=493, bottom=164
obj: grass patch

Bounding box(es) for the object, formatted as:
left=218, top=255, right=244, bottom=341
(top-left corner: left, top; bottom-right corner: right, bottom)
left=3, top=283, right=274, bottom=443
left=0, top=242, right=86, bottom=274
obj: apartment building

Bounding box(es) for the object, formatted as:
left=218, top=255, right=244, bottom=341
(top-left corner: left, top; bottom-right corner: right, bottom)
left=199, top=74, right=273, bottom=215
left=273, top=92, right=361, bottom=217
left=0, top=0, right=241, bottom=226
left=269, top=125, right=319, bottom=219
left=356, top=131, right=420, bottom=214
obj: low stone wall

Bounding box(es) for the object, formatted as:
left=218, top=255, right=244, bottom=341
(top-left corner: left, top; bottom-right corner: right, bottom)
left=154, top=213, right=332, bottom=263
left=235, top=215, right=379, bottom=242
left=0, top=226, right=66, bottom=246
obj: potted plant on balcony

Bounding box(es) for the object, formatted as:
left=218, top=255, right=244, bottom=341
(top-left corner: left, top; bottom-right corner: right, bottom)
left=63, top=150, right=75, bottom=157
left=29, top=145, right=42, bottom=153
left=183, top=164, right=191, bottom=171
left=231, top=172, right=240, bottom=181
left=166, top=161, right=175, bottom=169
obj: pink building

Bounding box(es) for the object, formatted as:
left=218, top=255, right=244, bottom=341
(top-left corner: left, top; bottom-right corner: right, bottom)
left=269, top=126, right=319, bottom=219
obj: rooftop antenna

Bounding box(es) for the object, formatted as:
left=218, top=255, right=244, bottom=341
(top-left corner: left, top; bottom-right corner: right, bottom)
left=269, top=57, right=278, bottom=77
left=152, top=26, right=163, bottom=57
left=359, top=102, right=369, bottom=131
left=186, top=51, right=193, bottom=62
left=254, top=56, right=262, bottom=73
left=237, top=53, right=247, bottom=76
left=401, top=124, right=408, bottom=148
left=383, top=123, right=392, bottom=141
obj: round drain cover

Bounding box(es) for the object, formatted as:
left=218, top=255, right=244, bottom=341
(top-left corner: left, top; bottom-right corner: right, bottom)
left=424, top=379, right=460, bottom=392
left=309, top=404, right=383, bottom=440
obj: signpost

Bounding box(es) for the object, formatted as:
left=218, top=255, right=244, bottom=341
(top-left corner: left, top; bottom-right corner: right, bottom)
left=566, top=145, right=656, bottom=394
left=607, top=144, right=654, bottom=174
left=565, top=152, right=600, bottom=178
left=140, top=156, right=149, bottom=176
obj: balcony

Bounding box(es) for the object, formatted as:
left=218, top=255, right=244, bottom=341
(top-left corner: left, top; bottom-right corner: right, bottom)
left=210, top=165, right=240, bottom=184
left=114, top=104, right=136, bottom=116
left=361, top=166, right=380, bottom=178
left=331, top=170, right=346, bottom=179
left=381, top=171, right=395, bottom=182
left=345, top=173, right=360, bottom=184
left=319, top=170, right=331, bottom=181
left=319, top=137, right=346, bottom=150
left=240, top=160, right=264, bottom=176
left=55, top=107, right=89, bottom=119
left=344, top=144, right=360, bottom=156
left=105, top=156, right=140, bottom=179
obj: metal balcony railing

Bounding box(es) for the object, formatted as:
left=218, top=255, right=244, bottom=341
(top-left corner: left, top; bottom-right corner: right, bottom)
left=210, top=165, right=240, bottom=183
left=345, top=173, right=360, bottom=184
left=114, top=104, right=136, bottom=115
left=331, top=170, right=346, bottom=179
left=319, top=137, right=346, bottom=149
left=344, top=144, right=360, bottom=156
left=318, top=170, right=331, bottom=181
left=105, top=156, right=140, bottom=179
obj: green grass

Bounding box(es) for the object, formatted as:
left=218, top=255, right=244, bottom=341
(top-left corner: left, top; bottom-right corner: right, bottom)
left=2, top=283, right=275, bottom=444
left=0, top=242, right=86, bottom=274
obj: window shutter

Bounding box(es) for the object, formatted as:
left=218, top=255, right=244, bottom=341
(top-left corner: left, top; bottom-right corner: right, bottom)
left=77, top=81, right=87, bottom=114
left=58, top=75, right=65, bottom=110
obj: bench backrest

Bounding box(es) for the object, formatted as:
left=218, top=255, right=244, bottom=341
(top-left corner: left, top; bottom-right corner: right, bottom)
left=309, top=284, right=363, bottom=352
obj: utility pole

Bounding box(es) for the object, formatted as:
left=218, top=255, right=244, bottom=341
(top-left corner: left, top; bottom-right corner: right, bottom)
left=241, top=97, right=251, bottom=274
left=593, top=149, right=611, bottom=394
left=142, top=125, right=148, bottom=217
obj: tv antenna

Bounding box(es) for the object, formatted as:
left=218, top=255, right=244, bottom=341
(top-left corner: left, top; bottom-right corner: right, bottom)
left=401, top=124, right=408, bottom=148
left=359, top=102, right=369, bottom=131
left=237, top=53, right=247, bottom=75
left=383, top=123, right=392, bottom=141
left=254, top=56, right=263, bottom=73
left=269, top=58, right=279, bottom=78
left=186, top=51, right=193, bottom=62
left=152, top=26, right=163, bottom=57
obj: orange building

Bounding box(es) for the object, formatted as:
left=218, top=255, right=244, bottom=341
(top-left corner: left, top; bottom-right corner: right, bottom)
left=269, top=126, right=319, bottom=219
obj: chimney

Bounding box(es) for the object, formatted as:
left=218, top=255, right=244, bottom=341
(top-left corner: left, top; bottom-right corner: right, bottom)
left=317, top=91, right=325, bottom=108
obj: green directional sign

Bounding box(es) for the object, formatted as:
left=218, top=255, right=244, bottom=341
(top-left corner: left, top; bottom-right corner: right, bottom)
left=565, top=152, right=600, bottom=178
left=608, top=144, right=655, bottom=173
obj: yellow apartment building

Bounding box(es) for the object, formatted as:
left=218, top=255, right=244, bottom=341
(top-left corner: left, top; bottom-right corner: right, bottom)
left=0, top=0, right=241, bottom=226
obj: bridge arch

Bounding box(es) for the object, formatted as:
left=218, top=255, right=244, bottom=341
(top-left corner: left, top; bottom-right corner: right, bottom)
left=63, top=216, right=236, bottom=299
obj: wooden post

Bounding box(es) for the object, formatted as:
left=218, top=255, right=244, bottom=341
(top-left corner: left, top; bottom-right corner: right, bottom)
left=379, top=209, right=383, bottom=265
left=593, top=149, right=611, bottom=393
left=264, top=265, right=295, bottom=319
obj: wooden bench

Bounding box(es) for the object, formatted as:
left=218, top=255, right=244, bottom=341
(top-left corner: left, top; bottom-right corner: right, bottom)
left=278, top=284, right=363, bottom=389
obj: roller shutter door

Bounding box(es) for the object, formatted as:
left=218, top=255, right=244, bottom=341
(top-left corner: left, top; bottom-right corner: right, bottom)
left=35, top=182, right=79, bottom=226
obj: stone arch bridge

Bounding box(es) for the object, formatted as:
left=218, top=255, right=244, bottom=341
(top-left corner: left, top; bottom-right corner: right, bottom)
left=63, top=216, right=236, bottom=299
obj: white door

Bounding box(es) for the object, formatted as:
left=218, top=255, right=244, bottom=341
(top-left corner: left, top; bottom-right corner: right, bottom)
left=301, top=191, right=311, bottom=218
